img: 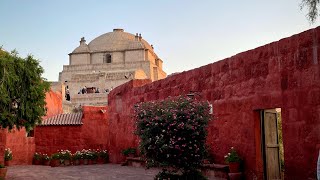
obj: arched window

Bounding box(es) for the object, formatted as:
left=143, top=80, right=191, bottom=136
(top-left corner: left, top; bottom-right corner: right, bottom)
left=104, top=54, right=112, bottom=63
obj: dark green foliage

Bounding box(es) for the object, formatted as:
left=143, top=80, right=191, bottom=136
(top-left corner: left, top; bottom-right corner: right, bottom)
left=135, top=96, right=212, bottom=178
left=121, top=147, right=136, bottom=156
left=0, top=49, right=49, bottom=130
left=224, top=147, right=241, bottom=163
left=154, top=169, right=207, bottom=180
left=98, top=150, right=109, bottom=160
left=51, top=153, right=60, bottom=160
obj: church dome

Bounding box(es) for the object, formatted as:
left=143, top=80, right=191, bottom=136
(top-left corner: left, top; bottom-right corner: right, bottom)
left=87, top=29, right=154, bottom=52
left=72, top=44, right=89, bottom=53
left=72, top=37, right=90, bottom=53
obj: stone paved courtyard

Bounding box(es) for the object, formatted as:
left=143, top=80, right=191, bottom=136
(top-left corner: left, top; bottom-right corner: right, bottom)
left=6, top=164, right=159, bottom=180
left=6, top=164, right=225, bottom=180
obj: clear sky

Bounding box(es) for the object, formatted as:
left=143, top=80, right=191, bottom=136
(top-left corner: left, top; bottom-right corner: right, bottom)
left=0, top=0, right=319, bottom=81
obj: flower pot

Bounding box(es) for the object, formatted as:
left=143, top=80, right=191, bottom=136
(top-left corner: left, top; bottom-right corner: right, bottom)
left=97, top=158, right=103, bottom=164
left=97, top=158, right=106, bottom=164
left=128, top=154, right=135, bottom=158
left=33, top=159, right=41, bottom=165
left=229, top=162, right=240, bottom=173
left=0, top=167, right=7, bottom=180
left=4, top=161, right=11, bottom=166
left=74, top=159, right=80, bottom=166
left=88, top=159, right=93, bottom=165
left=43, top=160, right=50, bottom=166
left=79, top=159, right=84, bottom=165
left=64, top=159, right=71, bottom=166
left=83, top=159, right=88, bottom=165
left=50, top=159, right=60, bottom=167
left=92, top=159, right=97, bottom=164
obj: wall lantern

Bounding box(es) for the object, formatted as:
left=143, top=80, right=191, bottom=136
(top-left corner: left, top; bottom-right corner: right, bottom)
left=209, top=103, right=213, bottom=115
left=186, top=91, right=201, bottom=99
left=186, top=91, right=213, bottom=115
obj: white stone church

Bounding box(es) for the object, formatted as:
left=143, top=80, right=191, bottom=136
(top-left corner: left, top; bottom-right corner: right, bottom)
left=54, top=28, right=166, bottom=111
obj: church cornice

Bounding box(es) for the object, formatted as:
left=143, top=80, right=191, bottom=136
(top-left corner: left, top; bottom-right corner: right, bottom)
left=69, top=48, right=147, bottom=56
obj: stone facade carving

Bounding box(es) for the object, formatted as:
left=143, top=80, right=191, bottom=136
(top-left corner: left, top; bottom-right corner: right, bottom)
left=57, top=28, right=166, bottom=110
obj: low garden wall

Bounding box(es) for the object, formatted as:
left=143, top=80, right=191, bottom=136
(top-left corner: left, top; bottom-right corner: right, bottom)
left=6, top=128, right=35, bottom=165
left=35, top=106, right=109, bottom=155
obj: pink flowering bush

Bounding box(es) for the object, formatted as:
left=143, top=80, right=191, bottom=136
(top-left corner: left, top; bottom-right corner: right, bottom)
left=134, top=96, right=212, bottom=178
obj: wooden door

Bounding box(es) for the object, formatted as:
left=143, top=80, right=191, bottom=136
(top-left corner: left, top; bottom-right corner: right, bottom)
left=262, top=110, right=281, bottom=180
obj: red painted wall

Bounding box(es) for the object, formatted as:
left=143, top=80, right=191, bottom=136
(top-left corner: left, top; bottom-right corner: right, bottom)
left=35, top=106, right=109, bottom=155
left=1, top=90, right=62, bottom=165
left=107, top=27, right=320, bottom=179
left=0, top=130, right=6, bottom=165
left=5, top=128, right=35, bottom=165
left=44, top=90, right=63, bottom=118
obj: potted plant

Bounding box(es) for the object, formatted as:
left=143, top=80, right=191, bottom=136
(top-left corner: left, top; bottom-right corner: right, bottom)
left=225, top=147, right=241, bottom=173
left=4, top=148, right=13, bottom=166
left=72, top=151, right=83, bottom=165
left=50, top=152, right=61, bottom=167
left=98, top=150, right=109, bottom=164
left=0, top=164, right=7, bottom=180
left=42, top=154, right=51, bottom=166
left=85, top=149, right=96, bottom=165
left=33, top=152, right=42, bottom=165
left=60, top=150, right=72, bottom=166
left=81, top=149, right=90, bottom=165
left=90, top=149, right=98, bottom=164
left=121, top=147, right=136, bottom=157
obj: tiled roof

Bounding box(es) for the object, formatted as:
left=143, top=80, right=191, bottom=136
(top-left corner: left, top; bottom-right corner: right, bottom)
left=40, top=113, right=83, bottom=126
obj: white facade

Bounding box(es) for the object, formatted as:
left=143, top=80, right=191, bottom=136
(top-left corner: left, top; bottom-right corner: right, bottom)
left=58, top=28, right=166, bottom=109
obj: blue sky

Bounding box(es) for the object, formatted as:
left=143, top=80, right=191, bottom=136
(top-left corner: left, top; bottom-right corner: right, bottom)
left=0, top=0, right=319, bottom=81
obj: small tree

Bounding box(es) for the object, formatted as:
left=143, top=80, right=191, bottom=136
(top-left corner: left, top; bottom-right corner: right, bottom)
left=0, top=49, right=49, bottom=130
left=134, top=96, right=212, bottom=179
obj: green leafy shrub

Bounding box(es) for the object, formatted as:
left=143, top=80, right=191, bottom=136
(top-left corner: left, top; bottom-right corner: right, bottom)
left=121, top=148, right=136, bottom=156
left=90, top=149, right=98, bottom=160
left=134, top=95, right=212, bottom=177
left=59, top=150, right=72, bottom=160
left=72, top=151, right=83, bottom=160
left=81, top=149, right=96, bottom=160
left=154, top=170, right=181, bottom=180
left=98, top=150, right=109, bottom=160
left=4, top=148, right=12, bottom=161
left=51, top=152, right=60, bottom=160
left=224, top=147, right=241, bottom=163
left=33, top=152, right=41, bottom=161
left=41, top=154, right=50, bottom=161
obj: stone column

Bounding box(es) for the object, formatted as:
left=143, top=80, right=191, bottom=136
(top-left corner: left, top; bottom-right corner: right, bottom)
left=0, top=129, right=6, bottom=165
